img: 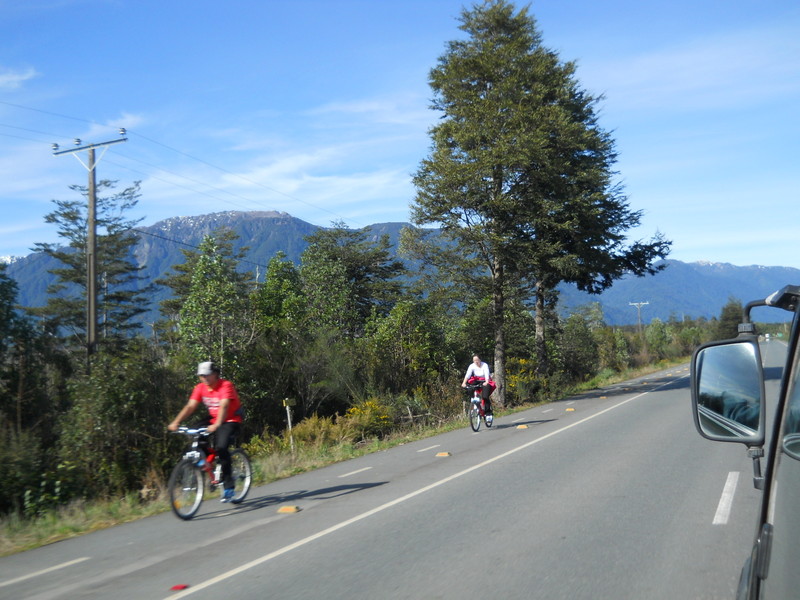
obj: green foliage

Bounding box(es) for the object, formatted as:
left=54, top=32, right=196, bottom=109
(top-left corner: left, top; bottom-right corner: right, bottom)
left=674, top=325, right=704, bottom=355
left=300, top=253, right=353, bottom=334
left=504, top=357, right=541, bottom=404
left=288, top=414, right=346, bottom=449
left=645, top=318, right=672, bottom=360
left=716, top=296, right=744, bottom=340
left=559, top=312, right=600, bottom=382
left=300, top=221, right=405, bottom=337
left=178, top=234, right=256, bottom=378
left=361, top=300, right=453, bottom=394
left=54, top=346, right=180, bottom=500
left=255, top=252, right=305, bottom=330
left=241, top=431, right=288, bottom=459
left=0, top=424, right=44, bottom=514
left=157, top=228, right=245, bottom=319
left=338, top=399, right=393, bottom=441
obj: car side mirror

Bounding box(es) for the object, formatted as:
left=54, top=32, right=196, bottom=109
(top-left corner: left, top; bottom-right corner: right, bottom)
left=691, top=337, right=766, bottom=446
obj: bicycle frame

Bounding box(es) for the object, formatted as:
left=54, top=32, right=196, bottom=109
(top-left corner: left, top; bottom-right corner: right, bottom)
left=180, top=428, right=222, bottom=487
left=466, top=383, right=492, bottom=431
left=468, top=384, right=485, bottom=413
left=168, top=426, right=253, bottom=520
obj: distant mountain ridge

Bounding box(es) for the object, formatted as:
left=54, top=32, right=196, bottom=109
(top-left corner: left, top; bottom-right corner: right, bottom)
left=6, top=210, right=800, bottom=325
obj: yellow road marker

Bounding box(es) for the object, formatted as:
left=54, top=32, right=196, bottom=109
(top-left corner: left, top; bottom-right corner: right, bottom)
left=516, top=424, right=528, bottom=429
left=278, top=505, right=301, bottom=513
left=436, top=452, right=451, bottom=457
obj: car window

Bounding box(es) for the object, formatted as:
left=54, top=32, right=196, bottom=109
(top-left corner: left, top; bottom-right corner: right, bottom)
left=781, top=343, right=800, bottom=458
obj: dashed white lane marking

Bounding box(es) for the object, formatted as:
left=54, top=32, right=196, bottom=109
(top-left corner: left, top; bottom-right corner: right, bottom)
left=0, top=557, right=90, bottom=588
left=713, top=471, right=740, bottom=525
left=338, top=467, right=373, bottom=478
left=417, top=445, right=440, bottom=453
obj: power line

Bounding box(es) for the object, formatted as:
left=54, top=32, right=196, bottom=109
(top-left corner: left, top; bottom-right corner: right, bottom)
left=123, top=130, right=357, bottom=225
left=0, top=100, right=371, bottom=229
left=130, top=227, right=271, bottom=270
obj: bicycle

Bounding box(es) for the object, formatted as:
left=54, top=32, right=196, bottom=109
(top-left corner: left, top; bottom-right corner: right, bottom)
left=168, top=426, right=252, bottom=520
left=466, top=382, right=493, bottom=432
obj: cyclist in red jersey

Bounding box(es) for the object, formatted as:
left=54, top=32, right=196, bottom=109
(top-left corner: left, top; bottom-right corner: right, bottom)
left=168, top=361, right=244, bottom=502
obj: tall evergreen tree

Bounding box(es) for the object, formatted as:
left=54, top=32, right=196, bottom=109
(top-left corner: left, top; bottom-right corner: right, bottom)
left=411, top=1, right=669, bottom=402
left=157, top=228, right=246, bottom=319
left=715, top=296, right=743, bottom=340
left=156, top=227, right=247, bottom=346
left=178, top=234, right=255, bottom=376
left=28, top=180, right=151, bottom=353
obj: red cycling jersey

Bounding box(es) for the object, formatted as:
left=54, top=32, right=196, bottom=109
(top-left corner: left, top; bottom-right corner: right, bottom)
left=189, top=378, right=243, bottom=423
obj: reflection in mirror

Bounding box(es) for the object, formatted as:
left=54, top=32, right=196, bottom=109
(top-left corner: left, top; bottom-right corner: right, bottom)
left=784, top=434, right=800, bottom=458
left=695, top=341, right=762, bottom=439
left=781, top=351, right=800, bottom=460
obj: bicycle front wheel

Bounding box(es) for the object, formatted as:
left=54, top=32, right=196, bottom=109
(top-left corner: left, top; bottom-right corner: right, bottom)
left=469, top=405, right=481, bottom=432
left=168, top=459, right=204, bottom=520
left=229, top=449, right=252, bottom=504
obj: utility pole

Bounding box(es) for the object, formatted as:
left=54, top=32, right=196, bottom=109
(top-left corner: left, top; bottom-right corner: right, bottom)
left=52, top=129, right=127, bottom=368
left=629, top=301, right=650, bottom=357
left=629, top=301, right=649, bottom=336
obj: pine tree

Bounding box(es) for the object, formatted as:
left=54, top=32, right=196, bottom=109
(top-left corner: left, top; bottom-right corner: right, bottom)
left=411, top=1, right=670, bottom=401
left=178, top=234, right=255, bottom=374
left=301, top=221, right=405, bottom=338
left=28, top=180, right=152, bottom=354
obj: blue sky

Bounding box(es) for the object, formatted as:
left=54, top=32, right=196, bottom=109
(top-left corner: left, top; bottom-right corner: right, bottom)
left=1, top=0, right=798, bottom=268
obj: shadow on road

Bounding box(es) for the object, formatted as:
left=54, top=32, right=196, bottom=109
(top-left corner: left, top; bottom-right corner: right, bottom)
left=557, top=370, right=692, bottom=403
left=193, top=482, right=389, bottom=520
left=490, top=419, right=556, bottom=430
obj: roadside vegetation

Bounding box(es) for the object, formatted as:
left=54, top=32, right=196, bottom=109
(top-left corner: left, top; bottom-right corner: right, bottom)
left=0, top=1, right=784, bottom=558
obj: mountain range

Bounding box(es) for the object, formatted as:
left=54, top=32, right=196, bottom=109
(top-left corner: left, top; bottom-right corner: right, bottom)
left=5, top=210, right=799, bottom=326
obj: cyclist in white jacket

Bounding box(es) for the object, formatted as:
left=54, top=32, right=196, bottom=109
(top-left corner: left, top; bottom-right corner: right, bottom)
left=461, top=354, right=494, bottom=415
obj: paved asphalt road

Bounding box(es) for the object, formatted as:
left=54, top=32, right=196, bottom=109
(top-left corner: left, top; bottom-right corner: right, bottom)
left=1, top=356, right=781, bottom=600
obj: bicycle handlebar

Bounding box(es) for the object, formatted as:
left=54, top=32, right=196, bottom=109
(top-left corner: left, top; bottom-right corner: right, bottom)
left=171, top=426, right=210, bottom=436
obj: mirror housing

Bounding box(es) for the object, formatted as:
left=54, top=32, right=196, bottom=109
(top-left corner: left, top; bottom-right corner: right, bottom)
left=691, top=336, right=766, bottom=447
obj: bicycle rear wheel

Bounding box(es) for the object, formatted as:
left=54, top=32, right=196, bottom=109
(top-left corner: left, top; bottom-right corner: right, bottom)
left=229, top=449, right=252, bottom=504
left=469, top=405, right=481, bottom=432
left=168, top=459, right=204, bottom=520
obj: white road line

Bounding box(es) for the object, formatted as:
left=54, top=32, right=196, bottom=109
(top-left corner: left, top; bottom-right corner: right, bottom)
left=338, top=467, right=373, bottom=478
left=0, top=557, right=90, bottom=588
left=165, top=376, right=681, bottom=599
left=542, top=409, right=554, bottom=414
left=417, top=445, right=440, bottom=453
left=713, top=471, right=740, bottom=525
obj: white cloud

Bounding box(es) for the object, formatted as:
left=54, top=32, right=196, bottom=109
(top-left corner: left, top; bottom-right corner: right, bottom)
left=583, top=23, right=800, bottom=112
left=307, top=93, right=432, bottom=127
left=0, top=67, right=37, bottom=89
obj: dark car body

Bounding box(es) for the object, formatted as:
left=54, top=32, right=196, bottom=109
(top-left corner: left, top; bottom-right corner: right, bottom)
left=691, top=285, right=800, bottom=598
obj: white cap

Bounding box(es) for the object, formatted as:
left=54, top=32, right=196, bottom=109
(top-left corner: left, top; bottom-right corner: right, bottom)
left=197, top=361, right=216, bottom=376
